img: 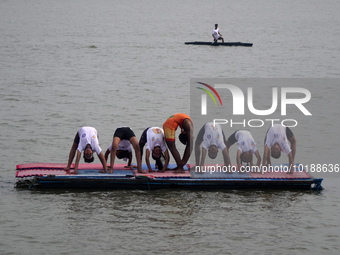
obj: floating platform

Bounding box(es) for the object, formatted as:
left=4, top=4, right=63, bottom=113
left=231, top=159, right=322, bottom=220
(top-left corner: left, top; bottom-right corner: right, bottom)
left=15, top=163, right=323, bottom=190
left=185, top=41, right=253, bottom=47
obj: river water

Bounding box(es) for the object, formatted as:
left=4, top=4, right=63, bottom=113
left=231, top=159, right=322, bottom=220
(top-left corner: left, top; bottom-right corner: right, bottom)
left=1, top=0, right=339, bottom=254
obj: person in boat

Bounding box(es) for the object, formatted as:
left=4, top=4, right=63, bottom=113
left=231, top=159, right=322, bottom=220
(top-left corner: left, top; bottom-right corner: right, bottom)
left=212, top=24, right=224, bottom=43
left=104, top=140, right=132, bottom=168
left=226, top=130, right=261, bottom=171
left=139, top=127, right=170, bottom=172
left=195, top=122, right=231, bottom=169
left=108, top=127, right=146, bottom=174
left=64, top=126, right=107, bottom=174
left=262, top=124, right=296, bottom=173
left=163, top=113, right=193, bottom=173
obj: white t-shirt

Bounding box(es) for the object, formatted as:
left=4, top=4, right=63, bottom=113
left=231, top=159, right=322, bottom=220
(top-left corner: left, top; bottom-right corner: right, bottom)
left=202, top=122, right=226, bottom=151
left=146, top=127, right=167, bottom=153
left=77, top=127, right=102, bottom=154
left=235, top=130, right=258, bottom=154
left=265, top=124, right=291, bottom=155
left=108, top=140, right=132, bottom=152
left=212, top=28, right=219, bottom=40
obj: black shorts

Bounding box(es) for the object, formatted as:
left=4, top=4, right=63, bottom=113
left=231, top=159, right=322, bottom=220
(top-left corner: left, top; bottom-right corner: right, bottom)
left=286, top=127, right=294, bottom=139
left=74, top=132, right=80, bottom=144
left=139, top=127, right=151, bottom=159
left=196, top=125, right=206, bottom=144
left=114, top=127, right=136, bottom=141
left=227, top=131, right=238, bottom=145
left=116, top=150, right=131, bottom=159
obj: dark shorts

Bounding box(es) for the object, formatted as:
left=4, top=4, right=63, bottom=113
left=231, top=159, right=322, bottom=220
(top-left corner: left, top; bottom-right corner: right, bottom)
left=139, top=127, right=151, bottom=156
left=227, top=131, right=238, bottom=145
left=74, top=132, right=80, bottom=144
left=196, top=125, right=206, bottom=143
left=286, top=127, right=294, bottom=139
left=114, top=127, right=136, bottom=141
left=116, top=150, right=131, bottom=159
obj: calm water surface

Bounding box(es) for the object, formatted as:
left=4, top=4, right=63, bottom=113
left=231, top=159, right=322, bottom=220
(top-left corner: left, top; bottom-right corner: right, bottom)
left=0, top=0, right=339, bottom=254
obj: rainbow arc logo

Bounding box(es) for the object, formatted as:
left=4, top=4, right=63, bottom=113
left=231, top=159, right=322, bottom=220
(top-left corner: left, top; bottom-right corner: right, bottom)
left=196, top=82, right=223, bottom=115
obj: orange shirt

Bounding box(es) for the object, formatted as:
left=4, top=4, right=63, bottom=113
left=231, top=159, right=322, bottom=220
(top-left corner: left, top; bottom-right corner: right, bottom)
left=163, top=113, right=191, bottom=141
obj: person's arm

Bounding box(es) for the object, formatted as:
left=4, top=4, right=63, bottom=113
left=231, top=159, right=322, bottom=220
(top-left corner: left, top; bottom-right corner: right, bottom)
left=162, top=150, right=170, bottom=171
left=287, top=152, right=294, bottom=173
left=289, top=136, right=296, bottom=163
left=104, top=148, right=110, bottom=162
left=236, top=150, right=242, bottom=171
left=200, top=147, right=207, bottom=167
left=127, top=152, right=132, bottom=167
left=98, top=151, right=107, bottom=173
left=109, top=138, right=119, bottom=174
left=64, top=142, right=78, bottom=170
left=195, top=140, right=201, bottom=166
left=72, top=150, right=82, bottom=174
left=254, top=150, right=261, bottom=167
left=195, top=125, right=205, bottom=166
left=262, top=145, right=270, bottom=167
left=145, top=149, right=154, bottom=172
left=221, top=147, right=231, bottom=167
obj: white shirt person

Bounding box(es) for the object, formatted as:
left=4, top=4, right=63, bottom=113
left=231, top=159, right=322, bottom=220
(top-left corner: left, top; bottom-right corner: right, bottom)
left=262, top=124, right=297, bottom=173
left=139, top=127, right=170, bottom=172
left=226, top=130, right=261, bottom=171
left=64, top=126, right=107, bottom=174
left=195, top=122, right=231, bottom=168
left=212, top=24, right=224, bottom=43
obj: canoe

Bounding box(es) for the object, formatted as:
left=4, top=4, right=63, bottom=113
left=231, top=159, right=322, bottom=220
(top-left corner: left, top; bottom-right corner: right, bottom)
left=15, top=163, right=323, bottom=190
left=185, top=41, right=253, bottom=47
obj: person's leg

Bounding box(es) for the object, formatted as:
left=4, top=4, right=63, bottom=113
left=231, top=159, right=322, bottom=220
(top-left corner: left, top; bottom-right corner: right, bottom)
left=138, top=128, right=149, bottom=161
left=166, top=140, right=185, bottom=172
left=130, top=136, right=145, bottom=173
left=109, top=136, right=121, bottom=173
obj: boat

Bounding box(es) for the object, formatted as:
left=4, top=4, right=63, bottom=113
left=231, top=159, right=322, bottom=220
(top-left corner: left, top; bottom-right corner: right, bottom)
left=185, top=41, right=253, bottom=47
left=15, top=163, right=323, bottom=190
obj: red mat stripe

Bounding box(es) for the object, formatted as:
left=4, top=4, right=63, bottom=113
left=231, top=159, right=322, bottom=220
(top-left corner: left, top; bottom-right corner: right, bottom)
left=16, top=163, right=130, bottom=170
